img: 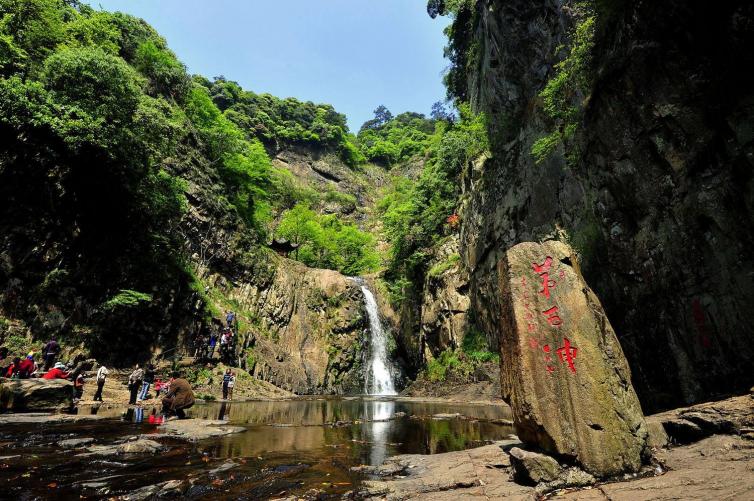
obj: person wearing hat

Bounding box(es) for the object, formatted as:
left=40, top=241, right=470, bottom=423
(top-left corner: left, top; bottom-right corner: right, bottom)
left=43, top=362, right=70, bottom=379
left=16, top=353, right=36, bottom=378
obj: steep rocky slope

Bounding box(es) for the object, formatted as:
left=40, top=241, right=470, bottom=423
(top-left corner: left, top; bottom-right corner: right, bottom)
left=454, top=0, right=754, bottom=411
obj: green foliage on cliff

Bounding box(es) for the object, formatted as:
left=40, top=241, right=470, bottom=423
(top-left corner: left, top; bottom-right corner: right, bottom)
left=197, top=77, right=364, bottom=168
left=427, top=0, right=478, bottom=103
left=102, top=290, right=153, bottom=311
left=184, top=83, right=272, bottom=233
left=0, top=0, right=279, bottom=360
left=276, top=203, right=379, bottom=275
left=531, top=9, right=596, bottom=164
left=376, top=104, right=487, bottom=304
left=357, top=107, right=437, bottom=165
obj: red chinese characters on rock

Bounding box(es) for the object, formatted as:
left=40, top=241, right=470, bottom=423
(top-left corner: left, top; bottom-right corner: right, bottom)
left=524, top=256, right=579, bottom=375
left=557, top=338, right=578, bottom=373
left=532, top=256, right=557, bottom=298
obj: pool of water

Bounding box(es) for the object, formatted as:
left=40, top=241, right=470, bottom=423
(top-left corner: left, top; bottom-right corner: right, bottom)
left=0, top=398, right=513, bottom=499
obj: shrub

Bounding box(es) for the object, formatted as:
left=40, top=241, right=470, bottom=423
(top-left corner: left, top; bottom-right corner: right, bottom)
left=276, top=203, right=379, bottom=275
left=102, top=289, right=152, bottom=311
left=428, top=253, right=460, bottom=278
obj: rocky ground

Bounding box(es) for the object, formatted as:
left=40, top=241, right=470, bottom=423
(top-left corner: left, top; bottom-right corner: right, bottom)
left=72, top=363, right=293, bottom=409
left=356, top=393, right=754, bottom=500
left=401, top=361, right=503, bottom=405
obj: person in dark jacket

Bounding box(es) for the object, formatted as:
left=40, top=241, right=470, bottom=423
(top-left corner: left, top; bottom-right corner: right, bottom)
left=42, top=337, right=61, bottom=370
left=139, top=364, right=156, bottom=401
left=221, top=368, right=232, bottom=400
left=161, top=372, right=195, bottom=419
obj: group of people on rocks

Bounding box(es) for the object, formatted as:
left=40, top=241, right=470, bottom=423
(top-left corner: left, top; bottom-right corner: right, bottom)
left=0, top=336, right=62, bottom=380
left=2, top=312, right=240, bottom=415
left=0, top=336, right=88, bottom=401
left=194, top=310, right=238, bottom=365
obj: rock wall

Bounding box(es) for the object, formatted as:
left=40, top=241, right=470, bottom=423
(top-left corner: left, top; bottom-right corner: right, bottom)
left=459, top=0, right=754, bottom=411
left=420, top=235, right=470, bottom=360
left=201, top=256, right=368, bottom=395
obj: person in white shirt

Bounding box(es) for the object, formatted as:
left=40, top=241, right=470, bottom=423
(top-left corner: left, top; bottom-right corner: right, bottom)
left=93, top=365, right=109, bottom=402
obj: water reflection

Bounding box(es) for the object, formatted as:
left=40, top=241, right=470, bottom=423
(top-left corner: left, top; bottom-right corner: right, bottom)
left=2, top=398, right=514, bottom=500
left=366, top=400, right=395, bottom=465
left=184, top=398, right=512, bottom=465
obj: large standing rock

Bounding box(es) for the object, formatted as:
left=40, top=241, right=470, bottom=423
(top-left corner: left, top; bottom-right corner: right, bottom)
left=0, top=378, right=73, bottom=411
left=498, top=241, right=648, bottom=476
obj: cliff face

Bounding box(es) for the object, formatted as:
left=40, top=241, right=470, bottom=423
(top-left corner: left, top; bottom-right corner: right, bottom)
left=178, top=145, right=372, bottom=395
left=459, top=0, right=754, bottom=411
left=199, top=259, right=368, bottom=395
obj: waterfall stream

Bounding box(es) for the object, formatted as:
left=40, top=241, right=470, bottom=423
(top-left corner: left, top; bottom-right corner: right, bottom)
left=355, top=280, right=397, bottom=395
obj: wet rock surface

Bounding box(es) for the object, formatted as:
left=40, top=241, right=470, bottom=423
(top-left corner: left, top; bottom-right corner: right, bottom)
left=0, top=378, right=73, bottom=411
left=359, top=439, right=533, bottom=500
left=362, top=394, right=754, bottom=500
left=498, top=241, right=648, bottom=476
left=215, top=260, right=369, bottom=395
left=153, top=418, right=246, bottom=441
left=83, top=438, right=165, bottom=456
left=58, top=437, right=95, bottom=448
left=0, top=412, right=107, bottom=425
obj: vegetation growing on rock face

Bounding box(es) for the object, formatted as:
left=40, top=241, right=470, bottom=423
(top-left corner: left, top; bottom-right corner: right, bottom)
left=0, top=0, right=355, bottom=362
left=375, top=103, right=487, bottom=306
left=531, top=5, right=596, bottom=164
left=196, top=76, right=365, bottom=168
left=276, top=203, right=379, bottom=275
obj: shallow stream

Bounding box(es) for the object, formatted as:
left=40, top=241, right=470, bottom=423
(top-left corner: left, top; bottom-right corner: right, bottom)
left=0, top=398, right=513, bottom=499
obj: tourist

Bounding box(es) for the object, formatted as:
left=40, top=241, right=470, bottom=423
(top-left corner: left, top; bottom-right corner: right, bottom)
left=161, top=371, right=195, bottom=420
left=208, top=332, right=217, bottom=358
left=226, top=310, right=235, bottom=329
left=139, top=363, right=156, bottom=401
left=5, top=357, right=21, bottom=378
left=43, top=362, right=70, bottom=379
left=73, top=373, right=84, bottom=401
left=228, top=372, right=236, bottom=400
left=93, top=364, right=109, bottom=401
left=17, top=353, right=35, bottom=378
left=128, top=364, right=143, bottom=405
left=154, top=377, right=166, bottom=396
left=42, top=336, right=61, bottom=371
left=222, top=368, right=232, bottom=399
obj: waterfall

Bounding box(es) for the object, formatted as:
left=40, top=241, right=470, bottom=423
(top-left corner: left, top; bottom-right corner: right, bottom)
left=356, top=280, right=397, bottom=395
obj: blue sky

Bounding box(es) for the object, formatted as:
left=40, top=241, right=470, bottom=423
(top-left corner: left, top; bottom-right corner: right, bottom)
left=86, top=1, right=451, bottom=132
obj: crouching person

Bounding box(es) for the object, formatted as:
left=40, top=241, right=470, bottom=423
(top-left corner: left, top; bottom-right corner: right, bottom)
left=161, top=371, right=195, bottom=420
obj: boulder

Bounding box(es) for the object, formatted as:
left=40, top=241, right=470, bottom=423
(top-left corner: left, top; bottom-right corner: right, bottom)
left=58, top=437, right=95, bottom=449
left=509, top=447, right=561, bottom=484
left=0, top=377, right=73, bottom=411
left=158, top=418, right=245, bottom=441
left=84, top=438, right=164, bottom=456
left=497, top=241, right=648, bottom=476
left=645, top=419, right=669, bottom=449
